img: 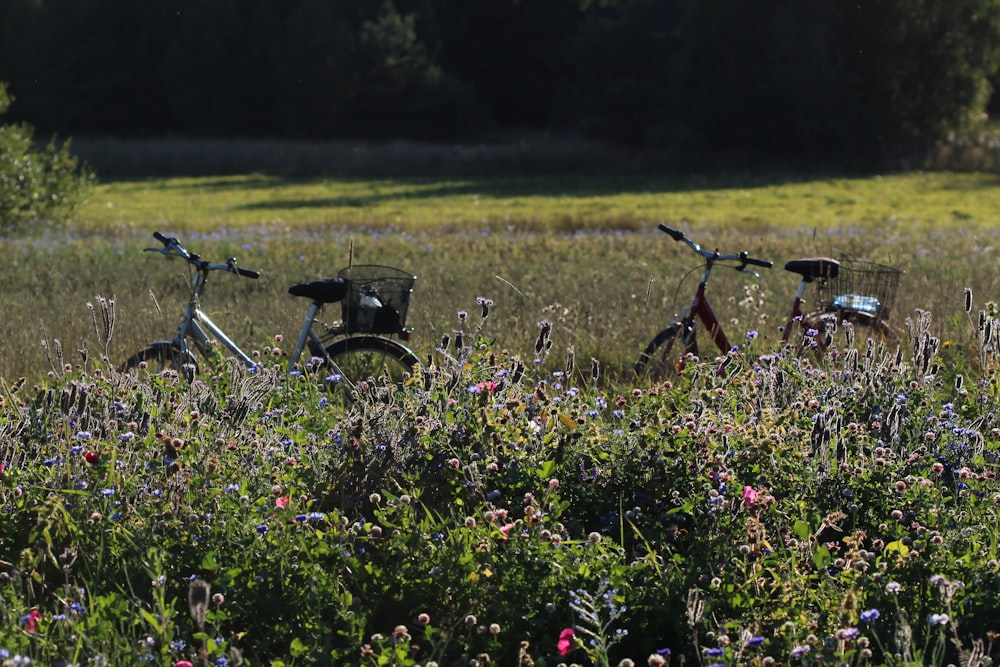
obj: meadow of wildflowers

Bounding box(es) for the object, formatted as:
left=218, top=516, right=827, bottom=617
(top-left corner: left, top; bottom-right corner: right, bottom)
left=2, top=176, right=1000, bottom=665
left=1, top=288, right=1000, bottom=667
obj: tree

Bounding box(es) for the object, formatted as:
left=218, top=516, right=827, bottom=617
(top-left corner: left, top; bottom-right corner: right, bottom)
left=0, top=83, right=94, bottom=234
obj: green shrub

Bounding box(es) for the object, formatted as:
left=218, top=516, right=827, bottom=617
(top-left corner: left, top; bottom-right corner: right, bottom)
left=0, top=82, right=94, bottom=234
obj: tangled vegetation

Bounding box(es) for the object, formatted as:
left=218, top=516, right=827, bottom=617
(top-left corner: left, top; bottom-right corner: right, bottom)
left=1, top=290, right=999, bottom=667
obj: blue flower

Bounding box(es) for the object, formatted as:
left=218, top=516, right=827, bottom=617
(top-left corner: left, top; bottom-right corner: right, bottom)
left=256, top=524, right=269, bottom=535
left=860, top=608, right=880, bottom=622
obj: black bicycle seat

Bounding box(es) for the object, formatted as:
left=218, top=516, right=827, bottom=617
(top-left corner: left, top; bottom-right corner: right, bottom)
left=288, top=278, right=349, bottom=303
left=784, top=258, right=840, bottom=282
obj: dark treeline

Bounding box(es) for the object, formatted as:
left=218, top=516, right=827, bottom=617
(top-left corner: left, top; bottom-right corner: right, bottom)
left=3, top=0, right=1000, bottom=164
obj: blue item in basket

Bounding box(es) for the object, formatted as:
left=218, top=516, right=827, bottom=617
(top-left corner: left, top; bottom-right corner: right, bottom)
left=833, top=294, right=880, bottom=314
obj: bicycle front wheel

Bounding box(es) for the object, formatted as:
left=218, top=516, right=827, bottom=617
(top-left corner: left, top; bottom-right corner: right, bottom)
left=324, top=336, right=419, bottom=388
left=635, top=324, right=695, bottom=381
left=121, top=343, right=198, bottom=378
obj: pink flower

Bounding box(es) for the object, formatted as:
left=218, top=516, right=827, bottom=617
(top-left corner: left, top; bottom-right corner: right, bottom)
left=557, top=627, right=576, bottom=656
left=175, top=662, right=195, bottom=667
left=22, top=609, right=42, bottom=633
left=275, top=496, right=289, bottom=510
left=742, top=486, right=758, bottom=506
left=498, top=522, right=518, bottom=541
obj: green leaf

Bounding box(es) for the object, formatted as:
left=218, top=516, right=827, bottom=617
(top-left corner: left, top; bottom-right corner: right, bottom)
left=290, top=637, right=308, bottom=657
left=793, top=520, right=811, bottom=541
left=201, top=551, right=218, bottom=571
left=558, top=412, right=578, bottom=429
left=812, top=545, right=831, bottom=570
left=536, top=460, right=556, bottom=480
left=885, top=540, right=910, bottom=557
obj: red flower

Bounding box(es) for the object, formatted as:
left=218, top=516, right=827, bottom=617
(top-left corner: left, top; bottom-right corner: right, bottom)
left=22, top=609, right=42, bottom=633
left=557, top=627, right=576, bottom=656
left=84, top=451, right=100, bottom=464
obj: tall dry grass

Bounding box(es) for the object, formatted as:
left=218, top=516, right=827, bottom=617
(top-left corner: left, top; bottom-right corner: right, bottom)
left=2, top=223, right=996, bottom=385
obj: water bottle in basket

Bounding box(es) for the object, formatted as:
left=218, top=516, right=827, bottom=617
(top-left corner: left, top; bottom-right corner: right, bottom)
left=356, top=286, right=382, bottom=333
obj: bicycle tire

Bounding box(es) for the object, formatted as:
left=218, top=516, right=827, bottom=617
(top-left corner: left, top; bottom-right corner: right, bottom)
left=324, top=336, right=419, bottom=388
left=121, top=343, right=198, bottom=378
left=635, top=324, right=691, bottom=381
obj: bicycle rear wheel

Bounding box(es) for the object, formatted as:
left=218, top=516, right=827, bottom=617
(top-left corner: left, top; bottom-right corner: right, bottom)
left=122, top=343, right=198, bottom=379
left=803, top=309, right=898, bottom=349
left=324, top=336, right=419, bottom=388
left=635, top=324, right=695, bottom=381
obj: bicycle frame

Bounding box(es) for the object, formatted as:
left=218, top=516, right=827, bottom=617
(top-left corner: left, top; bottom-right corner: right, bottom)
left=779, top=279, right=809, bottom=345
left=127, top=232, right=421, bottom=387
left=676, top=268, right=730, bottom=356
left=635, top=225, right=772, bottom=378
left=164, top=300, right=257, bottom=369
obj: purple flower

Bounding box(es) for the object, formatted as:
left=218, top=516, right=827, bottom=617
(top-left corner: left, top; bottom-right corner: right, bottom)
left=256, top=524, right=269, bottom=535
left=860, top=608, right=880, bottom=622
left=790, top=644, right=811, bottom=658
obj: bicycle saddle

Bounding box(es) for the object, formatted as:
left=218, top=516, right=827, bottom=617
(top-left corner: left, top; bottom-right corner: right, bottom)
left=784, top=258, right=840, bottom=282
left=288, top=278, right=349, bottom=303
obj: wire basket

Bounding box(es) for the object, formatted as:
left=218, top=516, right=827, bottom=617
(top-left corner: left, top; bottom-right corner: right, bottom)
left=814, top=259, right=902, bottom=321
left=337, top=265, right=416, bottom=334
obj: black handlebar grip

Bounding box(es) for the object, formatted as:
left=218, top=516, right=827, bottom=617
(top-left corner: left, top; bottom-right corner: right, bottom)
left=657, top=224, right=685, bottom=241
left=153, top=231, right=170, bottom=244
left=237, top=268, right=260, bottom=279
left=745, top=255, right=773, bottom=269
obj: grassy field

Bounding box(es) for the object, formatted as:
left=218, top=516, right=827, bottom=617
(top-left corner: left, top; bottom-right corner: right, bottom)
left=77, top=170, right=1000, bottom=234
left=3, top=168, right=1000, bottom=385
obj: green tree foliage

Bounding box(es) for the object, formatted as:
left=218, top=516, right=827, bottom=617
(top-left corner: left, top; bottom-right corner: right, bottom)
left=0, top=84, right=94, bottom=233
left=842, top=0, right=1000, bottom=146
left=2, top=0, right=999, bottom=162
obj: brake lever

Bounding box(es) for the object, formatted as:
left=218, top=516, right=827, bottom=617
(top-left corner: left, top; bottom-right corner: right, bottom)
left=731, top=262, right=762, bottom=280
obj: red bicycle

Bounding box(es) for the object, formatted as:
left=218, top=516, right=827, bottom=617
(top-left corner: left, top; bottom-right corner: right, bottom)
left=635, top=224, right=901, bottom=379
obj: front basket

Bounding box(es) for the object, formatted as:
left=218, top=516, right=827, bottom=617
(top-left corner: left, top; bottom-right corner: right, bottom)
left=337, top=265, right=416, bottom=334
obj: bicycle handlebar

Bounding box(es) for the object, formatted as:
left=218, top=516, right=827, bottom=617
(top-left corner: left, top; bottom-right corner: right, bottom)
left=145, top=232, right=260, bottom=279
left=657, top=223, right=772, bottom=270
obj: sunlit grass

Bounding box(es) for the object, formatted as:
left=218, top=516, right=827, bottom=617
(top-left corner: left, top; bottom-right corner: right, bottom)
left=77, top=171, right=1000, bottom=234
left=5, top=168, right=1000, bottom=383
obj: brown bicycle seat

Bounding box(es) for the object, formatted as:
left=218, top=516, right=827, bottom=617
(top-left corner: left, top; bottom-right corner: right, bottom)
left=288, top=278, right=349, bottom=303
left=784, top=258, right=840, bottom=282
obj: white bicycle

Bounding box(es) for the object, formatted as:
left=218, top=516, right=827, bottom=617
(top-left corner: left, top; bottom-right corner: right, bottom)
left=122, top=232, right=420, bottom=389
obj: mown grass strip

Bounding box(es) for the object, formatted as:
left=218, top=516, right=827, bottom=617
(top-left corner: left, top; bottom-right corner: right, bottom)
left=78, top=171, right=1000, bottom=233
